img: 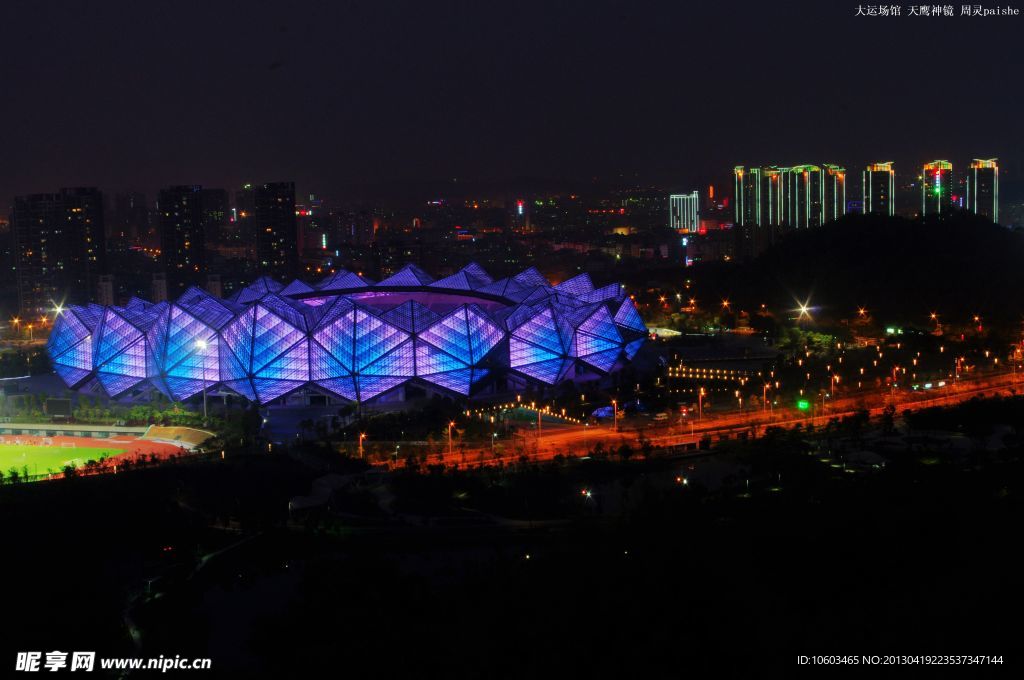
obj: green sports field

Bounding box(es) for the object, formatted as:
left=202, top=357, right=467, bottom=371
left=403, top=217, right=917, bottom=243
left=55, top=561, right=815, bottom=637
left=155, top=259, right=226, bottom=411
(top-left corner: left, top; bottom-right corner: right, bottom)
left=0, top=444, right=126, bottom=477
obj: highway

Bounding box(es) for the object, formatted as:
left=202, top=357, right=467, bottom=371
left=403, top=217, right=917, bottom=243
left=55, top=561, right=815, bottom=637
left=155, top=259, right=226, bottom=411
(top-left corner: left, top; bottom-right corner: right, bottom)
left=426, top=370, right=1023, bottom=469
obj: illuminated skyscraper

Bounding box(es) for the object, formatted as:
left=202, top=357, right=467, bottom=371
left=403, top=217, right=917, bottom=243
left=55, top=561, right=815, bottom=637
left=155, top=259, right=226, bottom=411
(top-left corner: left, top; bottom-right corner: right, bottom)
left=780, top=165, right=825, bottom=228
left=733, top=166, right=763, bottom=226
left=967, top=158, right=998, bottom=222
left=822, top=165, right=847, bottom=223
left=863, top=162, right=895, bottom=216
left=921, top=160, right=953, bottom=215
left=737, top=166, right=774, bottom=225
left=762, top=167, right=783, bottom=225
left=736, top=163, right=844, bottom=228
left=669, top=192, right=700, bottom=233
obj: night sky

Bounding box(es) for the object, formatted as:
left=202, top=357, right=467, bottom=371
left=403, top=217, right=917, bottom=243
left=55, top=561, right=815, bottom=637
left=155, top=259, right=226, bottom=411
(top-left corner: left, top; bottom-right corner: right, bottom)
left=1, top=0, right=1021, bottom=203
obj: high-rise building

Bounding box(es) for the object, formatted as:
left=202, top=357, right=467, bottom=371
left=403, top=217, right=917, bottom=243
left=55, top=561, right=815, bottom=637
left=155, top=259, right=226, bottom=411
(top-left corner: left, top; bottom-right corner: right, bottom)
left=111, top=191, right=149, bottom=245
left=967, top=158, right=998, bottom=222
left=921, top=160, right=953, bottom=215
left=229, top=183, right=256, bottom=256
left=199, top=188, right=229, bottom=245
left=669, top=192, right=700, bottom=233
left=59, top=187, right=106, bottom=299
left=780, top=165, right=823, bottom=228
left=158, top=185, right=206, bottom=297
left=336, top=207, right=380, bottom=245
left=759, top=167, right=783, bottom=226
left=863, top=162, right=895, bottom=216
left=778, top=164, right=846, bottom=227
left=254, top=181, right=297, bottom=279
left=11, top=193, right=61, bottom=315
left=509, top=198, right=531, bottom=232
left=10, top=187, right=106, bottom=314
left=297, top=194, right=328, bottom=257
left=736, top=164, right=844, bottom=229
left=733, top=166, right=763, bottom=226
left=822, top=165, right=847, bottom=223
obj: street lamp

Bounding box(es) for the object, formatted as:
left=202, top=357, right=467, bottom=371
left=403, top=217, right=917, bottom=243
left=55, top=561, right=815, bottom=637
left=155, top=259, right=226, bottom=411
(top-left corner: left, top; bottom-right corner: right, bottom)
left=612, top=399, right=618, bottom=431
left=358, top=432, right=366, bottom=459
left=448, top=421, right=455, bottom=458
left=195, top=339, right=209, bottom=420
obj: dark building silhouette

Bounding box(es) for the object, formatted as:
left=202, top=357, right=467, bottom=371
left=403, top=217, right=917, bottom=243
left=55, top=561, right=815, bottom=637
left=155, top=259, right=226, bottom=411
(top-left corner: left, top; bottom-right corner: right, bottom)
left=60, top=187, right=106, bottom=300
left=231, top=183, right=256, bottom=256
left=10, top=187, right=106, bottom=314
left=158, top=185, right=206, bottom=297
left=254, top=181, right=297, bottom=279
left=111, top=191, right=149, bottom=246
left=296, top=194, right=327, bottom=258
left=199, top=188, right=228, bottom=245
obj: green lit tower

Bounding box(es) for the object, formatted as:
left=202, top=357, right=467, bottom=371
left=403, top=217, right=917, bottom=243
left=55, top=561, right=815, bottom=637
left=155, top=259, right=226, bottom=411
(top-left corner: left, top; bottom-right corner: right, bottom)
left=967, top=158, right=998, bottom=222
left=921, top=160, right=953, bottom=215
left=763, top=166, right=783, bottom=225
left=734, top=166, right=762, bottom=226
left=822, top=164, right=847, bottom=223
left=734, top=165, right=788, bottom=226
left=780, top=165, right=824, bottom=228
left=863, top=162, right=895, bottom=216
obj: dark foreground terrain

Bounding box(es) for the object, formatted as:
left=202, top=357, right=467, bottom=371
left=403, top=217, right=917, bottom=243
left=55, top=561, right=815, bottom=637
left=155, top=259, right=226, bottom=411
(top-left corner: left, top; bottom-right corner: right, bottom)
left=2, top=402, right=1022, bottom=677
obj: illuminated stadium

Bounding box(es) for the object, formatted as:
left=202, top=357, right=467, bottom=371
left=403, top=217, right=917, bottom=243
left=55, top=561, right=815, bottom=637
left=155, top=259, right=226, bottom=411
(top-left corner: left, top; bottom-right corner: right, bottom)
left=46, top=264, right=647, bottom=405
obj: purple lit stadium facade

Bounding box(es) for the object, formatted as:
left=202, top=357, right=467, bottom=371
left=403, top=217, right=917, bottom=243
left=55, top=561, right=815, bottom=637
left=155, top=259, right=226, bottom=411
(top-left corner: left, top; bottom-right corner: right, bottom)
left=46, top=264, right=647, bottom=405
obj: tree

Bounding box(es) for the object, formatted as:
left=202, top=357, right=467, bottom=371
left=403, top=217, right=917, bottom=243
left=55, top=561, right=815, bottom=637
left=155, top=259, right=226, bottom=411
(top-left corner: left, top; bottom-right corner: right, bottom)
left=881, top=404, right=896, bottom=435
left=617, top=443, right=634, bottom=461
left=7, top=468, right=20, bottom=484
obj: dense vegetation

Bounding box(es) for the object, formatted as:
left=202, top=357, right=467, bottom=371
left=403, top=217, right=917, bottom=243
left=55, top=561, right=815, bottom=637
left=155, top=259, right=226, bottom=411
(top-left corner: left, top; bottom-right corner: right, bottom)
left=692, top=211, right=1024, bottom=326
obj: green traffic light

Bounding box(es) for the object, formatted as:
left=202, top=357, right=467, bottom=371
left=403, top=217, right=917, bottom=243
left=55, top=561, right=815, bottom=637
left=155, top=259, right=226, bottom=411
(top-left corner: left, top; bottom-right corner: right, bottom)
left=797, top=399, right=810, bottom=411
